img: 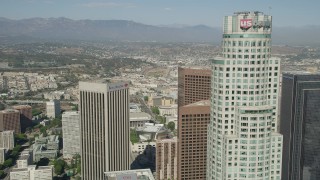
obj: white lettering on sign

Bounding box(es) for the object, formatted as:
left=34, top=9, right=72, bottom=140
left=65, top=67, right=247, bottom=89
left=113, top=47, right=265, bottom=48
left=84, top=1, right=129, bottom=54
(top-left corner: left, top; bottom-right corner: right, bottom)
left=108, top=83, right=129, bottom=91
left=240, top=19, right=252, bottom=29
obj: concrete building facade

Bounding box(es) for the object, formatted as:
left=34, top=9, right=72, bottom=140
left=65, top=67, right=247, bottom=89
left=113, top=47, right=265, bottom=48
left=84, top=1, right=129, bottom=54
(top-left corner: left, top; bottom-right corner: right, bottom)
left=104, top=169, right=155, bottom=180
left=62, top=111, right=80, bottom=158
left=129, top=112, right=151, bottom=129
left=46, top=99, right=60, bottom=119
left=151, top=96, right=175, bottom=107
left=158, top=104, right=177, bottom=117
left=206, top=11, right=283, bottom=180
left=33, top=135, right=59, bottom=162
left=0, top=109, right=21, bottom=133
left=13, top=105, right=32, bottom=132
left=0, top=148, right=7, bottom=164
left=178, top=100, right=210, bottom=180
left=79, top=81, right=130, bottom=180
left=0, top=130, right=14, bottom=150
left=280, top=73, right=320, bottom=180
left=10, top=165, right=53, bottom=180
left=156, top=138, right=178, bottom=180
left=177, top=67, right=211, bottom=107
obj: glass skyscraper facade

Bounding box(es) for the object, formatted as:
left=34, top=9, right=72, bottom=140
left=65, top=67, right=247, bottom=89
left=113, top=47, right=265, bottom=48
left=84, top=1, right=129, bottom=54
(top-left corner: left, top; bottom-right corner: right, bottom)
left=280, top=73, right=320, bottom=180
left=206, top=11, right=283, bottom=180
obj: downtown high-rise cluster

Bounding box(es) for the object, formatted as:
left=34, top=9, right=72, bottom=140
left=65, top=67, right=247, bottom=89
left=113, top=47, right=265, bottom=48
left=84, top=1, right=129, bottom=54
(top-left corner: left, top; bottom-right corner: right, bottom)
left=77, top=11, right=320, bottom=180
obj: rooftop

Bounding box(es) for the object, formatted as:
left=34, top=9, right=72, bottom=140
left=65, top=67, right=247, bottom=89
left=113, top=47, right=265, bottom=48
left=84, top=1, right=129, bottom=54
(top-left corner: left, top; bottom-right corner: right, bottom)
left=283, top=71, right=320, bottom=75
left=136, top=123, right=166, bottom=133
left=0, top=109, right=19, bottom=114
left=156, top=137, right=177, bottom=143
left=104, top=169, right=155, bottom=180
left=18, top=155, right=29, bottom=160
left=130, top=112, right=151, bottom=121
left=184, top=100, right=210, bottom=107
left=62, top=111, right=79, bottom=116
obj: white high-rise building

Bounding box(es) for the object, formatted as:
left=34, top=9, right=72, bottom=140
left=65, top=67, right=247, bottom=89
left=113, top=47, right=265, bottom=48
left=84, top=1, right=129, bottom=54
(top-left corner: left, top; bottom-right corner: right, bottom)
left=79, top=81, right=130, bottom=180
left=207, top=11, right=283, bottom=180
left=62, top=111, right=80, bottom=158
left=46, top=99, right=60, bottom=118
left=0, top=130, right=14, bottom=150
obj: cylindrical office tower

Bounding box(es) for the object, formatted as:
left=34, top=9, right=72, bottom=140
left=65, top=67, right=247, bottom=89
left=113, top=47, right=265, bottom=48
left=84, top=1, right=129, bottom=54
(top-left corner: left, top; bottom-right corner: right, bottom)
left=206, top=11, right=283, bottom=180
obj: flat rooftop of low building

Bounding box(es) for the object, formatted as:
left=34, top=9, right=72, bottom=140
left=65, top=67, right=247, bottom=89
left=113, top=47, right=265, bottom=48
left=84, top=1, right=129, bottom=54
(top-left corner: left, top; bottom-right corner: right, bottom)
left=184, top=100, right=210, bottom=107
left=37, top=166, right=52, bottom=170
left=62, top=111, right=79, bottom=115
left=0, top=109, right=19, bottom=114
left=11, top=168, right=28, bottom=172
left=130, top=112, right=151, bottom=121
left=104, top=169, right=155, bottom=180
left=12, top=105, right=32, bottom=109
left=136, top=123, right=166, bottom=133
left=156, top=137, right=177, bottom=143
left=18, top=155, right=29, bottom=160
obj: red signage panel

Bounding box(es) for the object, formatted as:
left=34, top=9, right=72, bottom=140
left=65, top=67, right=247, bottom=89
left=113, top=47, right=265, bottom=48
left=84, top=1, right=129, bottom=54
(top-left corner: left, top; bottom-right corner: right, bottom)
left=240, top=19, right=252, bottom=28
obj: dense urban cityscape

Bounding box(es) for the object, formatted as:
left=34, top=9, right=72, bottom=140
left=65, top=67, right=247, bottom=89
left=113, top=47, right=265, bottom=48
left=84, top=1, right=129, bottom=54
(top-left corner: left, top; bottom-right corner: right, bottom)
left=0, top=3, right=320, bottom=180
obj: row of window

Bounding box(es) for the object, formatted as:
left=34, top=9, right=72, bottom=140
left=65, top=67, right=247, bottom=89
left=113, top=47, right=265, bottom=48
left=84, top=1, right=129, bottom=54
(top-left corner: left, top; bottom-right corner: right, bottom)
left=224, top=48, right=270, bottom=53
left=223, top=40, right=271, bottom=47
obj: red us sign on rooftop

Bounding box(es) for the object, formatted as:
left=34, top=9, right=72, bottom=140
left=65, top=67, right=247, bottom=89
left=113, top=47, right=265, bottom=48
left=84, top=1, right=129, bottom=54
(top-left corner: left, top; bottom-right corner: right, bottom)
left=240, top=19, right=252, bottom=29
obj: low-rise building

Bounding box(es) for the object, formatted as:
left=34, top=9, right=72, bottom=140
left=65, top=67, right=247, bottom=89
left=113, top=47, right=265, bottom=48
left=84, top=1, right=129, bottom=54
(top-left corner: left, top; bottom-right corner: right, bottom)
left=130, top=112, right=152, bottom=128
left=130, top=103, right=142, bottom=113
left=33, top=145, right=58, bottom=162
left=17, top=155, right=30, bottom=169
left=104, top=169, right=155, bottom=180
left=151, top=96, right=175, bottom=107
left=33, top=135, right=59, bottom=162
left=10, top=165, right=53, bottom=180
left=131, top=142, right=156, bottom=154
left=136, top=123, right=168, bottom=141
left=35, top=135, right=59, bottom=150
left=158, top=104, right=177, bottom=117
left=17, top=149, right=33, bottom=169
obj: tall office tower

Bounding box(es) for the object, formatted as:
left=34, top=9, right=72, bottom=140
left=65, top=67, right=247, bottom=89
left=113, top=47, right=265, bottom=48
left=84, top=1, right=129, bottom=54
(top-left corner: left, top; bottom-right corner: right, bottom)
left=79, top=81, right=130, bottom=180
left=0, top=109, right=21, bottom=133
left=206, top=11, right=283, bottom=180
left=0, top=130, right=14, bottom=149
left=280, top=73, right=320, bottom=180
left=178, top=67, right=211, bottom=107
left=13, top=105, right=32, bottom=132
left=156, top=137, right=178, bottom=180
left=178, top=100, right=210, bottom=179
left=62, top=111, right=80, bottom=158
left=46, top=99, right=60, bottom=119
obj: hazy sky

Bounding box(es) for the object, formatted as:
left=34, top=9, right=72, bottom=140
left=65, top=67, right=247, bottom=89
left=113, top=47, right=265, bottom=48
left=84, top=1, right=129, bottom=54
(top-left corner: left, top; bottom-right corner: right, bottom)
left=1, top=0, right=320, bottom=27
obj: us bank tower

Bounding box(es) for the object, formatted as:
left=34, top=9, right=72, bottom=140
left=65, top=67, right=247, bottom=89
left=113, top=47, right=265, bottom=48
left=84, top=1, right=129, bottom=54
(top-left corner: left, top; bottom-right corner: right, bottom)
left=206, top=11, right=283, bottom=180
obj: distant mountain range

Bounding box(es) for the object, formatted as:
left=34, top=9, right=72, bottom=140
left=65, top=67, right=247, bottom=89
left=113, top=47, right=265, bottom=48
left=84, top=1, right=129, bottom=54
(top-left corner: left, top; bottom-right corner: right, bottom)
left=0, top=17, right=320, bottom=46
